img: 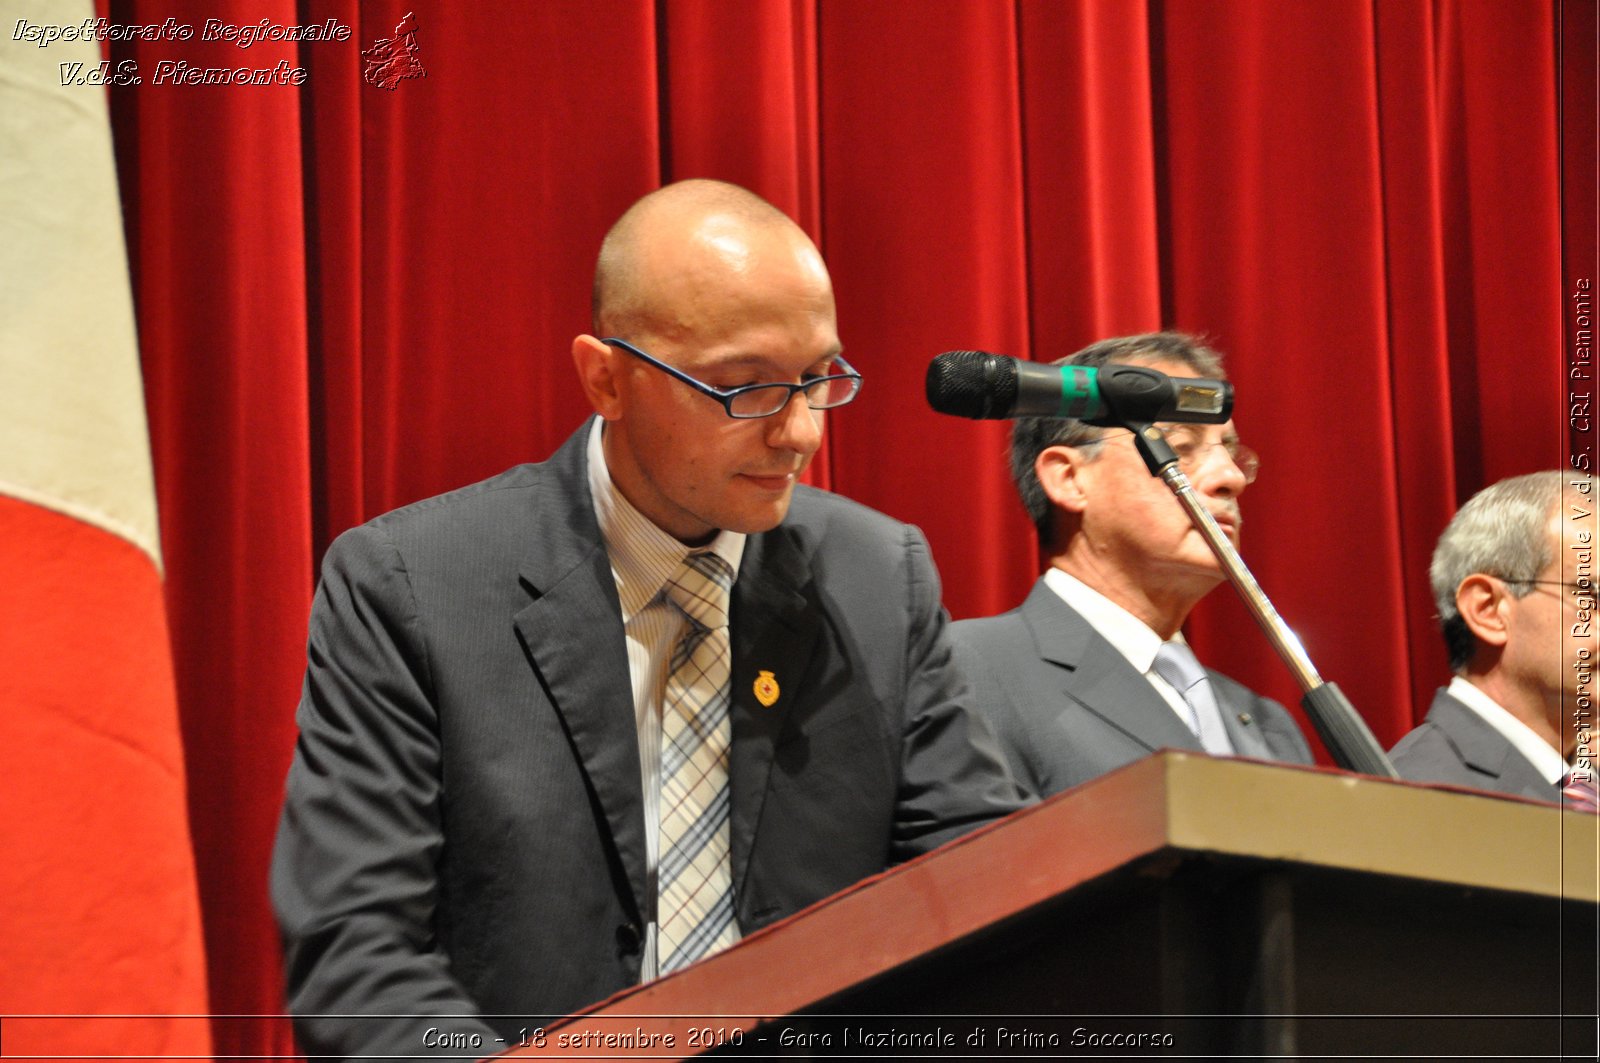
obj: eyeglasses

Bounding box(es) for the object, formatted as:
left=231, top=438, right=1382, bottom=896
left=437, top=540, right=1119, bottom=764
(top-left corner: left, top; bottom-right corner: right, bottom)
left=1503, top=578, right=1596, bottom=601
left=601, top=338, right=862, bottom=419
left=1087, top=425, right=1260, bottom=483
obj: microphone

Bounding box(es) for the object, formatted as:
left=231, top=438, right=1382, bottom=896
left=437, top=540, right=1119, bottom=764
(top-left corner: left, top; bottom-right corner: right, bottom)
left=925, top=350, right=1233, bottom=426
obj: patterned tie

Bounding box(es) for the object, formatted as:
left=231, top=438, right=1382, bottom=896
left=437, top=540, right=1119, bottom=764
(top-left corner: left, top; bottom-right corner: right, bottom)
left=1560, top=770, right=1600, bottom=814
left=658, top=551, right=738, bottom=972
left=1151, top=641, right=1235, bottom=755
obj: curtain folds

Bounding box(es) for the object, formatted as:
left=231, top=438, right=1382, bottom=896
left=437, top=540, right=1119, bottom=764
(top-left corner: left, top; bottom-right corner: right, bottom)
left=103, top=0, right=1568, bottom=1053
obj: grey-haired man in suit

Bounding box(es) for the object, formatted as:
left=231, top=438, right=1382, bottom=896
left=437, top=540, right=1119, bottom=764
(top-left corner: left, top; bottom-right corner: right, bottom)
left=1390, top=470, right=1597, bottom=805
left=271, top=180, right=1023, bottom=1059
left=950, top=332, right=1312, bottom=797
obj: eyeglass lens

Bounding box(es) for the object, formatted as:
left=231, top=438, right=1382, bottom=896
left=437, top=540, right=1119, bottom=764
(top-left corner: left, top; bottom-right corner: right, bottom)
left=728, top=375, right=859, bottom=417
left=1163, top=426, right=1259, bottom=482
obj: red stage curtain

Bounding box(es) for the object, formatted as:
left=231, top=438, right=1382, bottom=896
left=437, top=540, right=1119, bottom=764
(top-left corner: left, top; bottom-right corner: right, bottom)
left=110, top=3, right=312, bottom=1057
left=99, top=0, right=1569, bottom=1054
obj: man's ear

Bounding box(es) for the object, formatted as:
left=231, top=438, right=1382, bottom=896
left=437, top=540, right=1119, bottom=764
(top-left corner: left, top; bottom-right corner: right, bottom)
left=572, top=334, right=624, bottom=420
left=1455, top=574, right=1511, bottom=650
left=1037, top=444, right=1091, bottom=515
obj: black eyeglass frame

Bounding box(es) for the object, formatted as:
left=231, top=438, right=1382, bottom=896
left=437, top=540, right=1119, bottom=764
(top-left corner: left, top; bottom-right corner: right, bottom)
left=600, top=337, right=862, bottom=419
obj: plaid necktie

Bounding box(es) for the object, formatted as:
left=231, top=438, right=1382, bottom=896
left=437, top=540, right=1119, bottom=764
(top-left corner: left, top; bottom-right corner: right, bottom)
left=1151, top=641, right=1235, bottom=755
left=658, top=551, right=738, bottom=972
left=1560, top=770, right=1600, bottom=814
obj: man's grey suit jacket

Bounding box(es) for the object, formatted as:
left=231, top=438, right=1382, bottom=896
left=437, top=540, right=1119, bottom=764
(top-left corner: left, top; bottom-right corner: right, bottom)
left=1389, top=687, right=1554, bottom=800
left=271, top=420, right=1022, bottom=1058
left=949, top=578, right=1313, bottom=797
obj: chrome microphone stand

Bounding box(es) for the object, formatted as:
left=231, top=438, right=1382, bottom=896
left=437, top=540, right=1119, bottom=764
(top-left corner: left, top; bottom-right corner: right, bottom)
left=1127, top=422, right=1398, bottom=777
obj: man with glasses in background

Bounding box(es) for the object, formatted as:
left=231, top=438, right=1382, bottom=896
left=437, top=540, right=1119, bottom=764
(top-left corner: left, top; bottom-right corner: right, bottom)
left=950, top=332, right=1312, bottom=797
left=272, top=179, right=1022, bottom=1057
left=1390, top=470, right=1598, bottom=811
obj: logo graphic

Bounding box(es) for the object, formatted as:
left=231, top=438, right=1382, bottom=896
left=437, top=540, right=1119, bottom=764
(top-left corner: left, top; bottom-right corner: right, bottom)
left=753, top=670, right=780, bottom=708
left=362, top=11, right=425, bottom=90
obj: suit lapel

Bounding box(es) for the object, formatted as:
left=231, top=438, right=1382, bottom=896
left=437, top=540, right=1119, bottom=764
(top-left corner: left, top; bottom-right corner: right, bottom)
left=510, top=423, right=650, bottom=924
left=1021, top=581, right=1201, bottom=753
left=726, top=523, right=823, bottom=902
left=1432, top=691, right=1552, bottom=799
left=1213, top=676, right=1276, bottom=759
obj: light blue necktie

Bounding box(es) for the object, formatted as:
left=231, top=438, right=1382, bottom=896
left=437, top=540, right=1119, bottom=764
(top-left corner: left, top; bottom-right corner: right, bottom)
left=1152, top=641, right=1235, bottom=756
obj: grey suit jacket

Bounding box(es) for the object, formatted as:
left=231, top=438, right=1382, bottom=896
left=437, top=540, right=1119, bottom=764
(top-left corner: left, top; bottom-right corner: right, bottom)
left=1389, top=688, right=1554, bottom=800
left=949, top=578, right=1313, bottom=797
left=271, top=420, right=1023, bottom=1058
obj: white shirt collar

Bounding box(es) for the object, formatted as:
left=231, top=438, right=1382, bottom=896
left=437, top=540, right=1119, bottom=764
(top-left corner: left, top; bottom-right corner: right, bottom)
left=1043, top=566, right=1176, bottom=673
left=586, top=418, right=746, bottom=621
left=1445, top=675, right=1570, bottom=785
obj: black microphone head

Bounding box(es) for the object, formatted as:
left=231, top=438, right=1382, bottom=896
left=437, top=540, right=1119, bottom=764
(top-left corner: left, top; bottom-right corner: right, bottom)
left=926, top=350, right=1017, bottom=419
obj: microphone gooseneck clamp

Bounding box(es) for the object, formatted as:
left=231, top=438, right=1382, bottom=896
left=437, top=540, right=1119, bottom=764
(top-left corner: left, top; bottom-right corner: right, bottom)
left=1125, top=422, right=1399, bottom=778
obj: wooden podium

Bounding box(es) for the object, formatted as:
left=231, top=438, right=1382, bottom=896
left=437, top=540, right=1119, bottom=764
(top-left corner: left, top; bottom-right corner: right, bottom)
left=504, top=753, right=1599, bottom=1059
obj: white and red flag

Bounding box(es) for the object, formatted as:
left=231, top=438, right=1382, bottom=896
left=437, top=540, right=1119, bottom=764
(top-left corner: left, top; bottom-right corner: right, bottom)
left=0, top=1, right=212, bottom=1055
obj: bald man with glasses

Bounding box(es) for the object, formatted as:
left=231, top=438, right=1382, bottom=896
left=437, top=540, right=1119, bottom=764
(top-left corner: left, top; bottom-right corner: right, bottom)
left=950, top=332, right=1313, bottom=798
left=272, top=180, right=1022, bottom=1058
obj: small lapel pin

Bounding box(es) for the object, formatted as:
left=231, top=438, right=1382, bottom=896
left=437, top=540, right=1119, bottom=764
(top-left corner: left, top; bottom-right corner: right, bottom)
left=753, top=670, right=780, bottom=707
left=1237, top=712, right=1253, bottom=727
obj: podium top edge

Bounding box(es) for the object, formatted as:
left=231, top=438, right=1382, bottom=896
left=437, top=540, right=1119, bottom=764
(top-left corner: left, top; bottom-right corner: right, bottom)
left=1143, top=752, right=1599, bottom=903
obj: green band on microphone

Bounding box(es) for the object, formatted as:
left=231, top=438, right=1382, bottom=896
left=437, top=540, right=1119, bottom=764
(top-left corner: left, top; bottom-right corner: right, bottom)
left=1057, top=365, right=1099, bottom=418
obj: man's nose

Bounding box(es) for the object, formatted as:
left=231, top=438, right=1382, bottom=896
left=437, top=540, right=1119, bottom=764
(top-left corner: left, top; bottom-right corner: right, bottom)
left=766, top=390, right=823, bottom=456
left=1194, top=443, right=1249, bottom=497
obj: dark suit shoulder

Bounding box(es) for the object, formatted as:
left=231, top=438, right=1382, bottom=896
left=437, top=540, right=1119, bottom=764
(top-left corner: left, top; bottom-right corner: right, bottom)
left=946, top=612, right=1038, bottom=705
left=1391, top=692, right=1483, bottom=781
left=947, top=610, right=1034, bottom=687
left=312, top=467, right=546, bottom=623
left=785, top=484, right=913, bottom=544
left=344, top=464, right=543, bottom=546
left=945, top=612, right=1040, bottom=719
left=949, top=608, right=1027, bottom=641
left=775, top=486, right=937, bottom=588
left=327, top=423, right=593, bottom=574
left=327, top=433, right=597, bottom=591
left=1389, top=716, right=1493, bottom=792
left=1389, top=720, right=1466, bottom=779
